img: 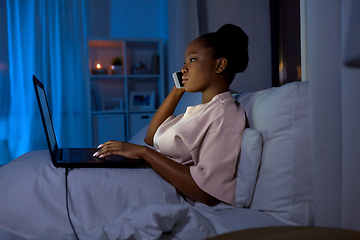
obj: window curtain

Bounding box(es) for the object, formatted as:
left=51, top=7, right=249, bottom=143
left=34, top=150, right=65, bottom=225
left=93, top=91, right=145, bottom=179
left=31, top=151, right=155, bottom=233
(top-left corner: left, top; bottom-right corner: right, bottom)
left=0, top=0, right=90, bottom=165
left=305, top=0, right=360, bottom=231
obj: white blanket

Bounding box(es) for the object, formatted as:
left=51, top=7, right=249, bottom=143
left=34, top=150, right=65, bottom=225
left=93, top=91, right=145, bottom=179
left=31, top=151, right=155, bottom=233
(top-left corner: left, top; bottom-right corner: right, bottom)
left=0, top=150, right=233, bottom=239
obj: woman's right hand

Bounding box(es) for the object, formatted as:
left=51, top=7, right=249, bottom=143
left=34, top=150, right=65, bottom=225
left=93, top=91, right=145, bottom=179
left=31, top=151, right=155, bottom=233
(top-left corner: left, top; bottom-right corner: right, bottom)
left=144, top=86, right=185, bottom=146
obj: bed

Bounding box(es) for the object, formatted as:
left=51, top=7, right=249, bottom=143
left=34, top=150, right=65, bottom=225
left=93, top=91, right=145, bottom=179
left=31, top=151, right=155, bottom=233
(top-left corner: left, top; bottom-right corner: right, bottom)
left=0, top=81, right=311, bottom=239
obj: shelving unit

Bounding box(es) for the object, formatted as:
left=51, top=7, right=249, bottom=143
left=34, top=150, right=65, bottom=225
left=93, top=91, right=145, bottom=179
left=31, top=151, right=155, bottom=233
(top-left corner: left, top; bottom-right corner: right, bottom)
left=87, top=38, right=165, bottom=146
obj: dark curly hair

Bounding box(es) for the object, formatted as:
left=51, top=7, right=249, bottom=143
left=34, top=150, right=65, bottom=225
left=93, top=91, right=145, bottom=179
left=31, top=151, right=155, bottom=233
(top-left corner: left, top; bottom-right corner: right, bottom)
left=197, top=24, right=249, bottom=84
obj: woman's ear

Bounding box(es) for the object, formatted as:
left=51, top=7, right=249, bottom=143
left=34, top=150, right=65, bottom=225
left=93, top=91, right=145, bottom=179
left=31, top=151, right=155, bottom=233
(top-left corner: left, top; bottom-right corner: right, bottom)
left=216, top=57, right=228, bottom=74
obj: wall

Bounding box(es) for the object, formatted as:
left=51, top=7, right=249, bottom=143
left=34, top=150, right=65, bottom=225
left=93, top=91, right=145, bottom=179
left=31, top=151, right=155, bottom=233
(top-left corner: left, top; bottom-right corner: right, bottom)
left=167, top=0, right=272, bottom=114
left=205, top=0, right=272, bottom=93
left=88, top=0, right=111, bottom=37
left=110, top=0, right=168, bottom=40
left=88, top=0, right=168, bottom=39
left=90, top=0, right=272, bottom=97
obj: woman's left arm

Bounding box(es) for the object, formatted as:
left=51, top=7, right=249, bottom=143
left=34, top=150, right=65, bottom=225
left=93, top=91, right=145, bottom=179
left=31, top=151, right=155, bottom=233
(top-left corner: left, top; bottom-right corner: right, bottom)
left=94, top=141, right=220, bottom=206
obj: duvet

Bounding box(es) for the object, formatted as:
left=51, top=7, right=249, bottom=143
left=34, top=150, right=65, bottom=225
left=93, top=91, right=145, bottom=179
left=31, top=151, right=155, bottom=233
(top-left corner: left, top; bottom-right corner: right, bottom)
left=0, top=150, right=233, bottom=240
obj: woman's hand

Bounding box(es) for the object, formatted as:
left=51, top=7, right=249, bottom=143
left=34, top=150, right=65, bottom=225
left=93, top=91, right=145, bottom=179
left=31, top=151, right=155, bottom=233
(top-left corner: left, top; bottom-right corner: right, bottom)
left=93, top=140, right=146, bottom=159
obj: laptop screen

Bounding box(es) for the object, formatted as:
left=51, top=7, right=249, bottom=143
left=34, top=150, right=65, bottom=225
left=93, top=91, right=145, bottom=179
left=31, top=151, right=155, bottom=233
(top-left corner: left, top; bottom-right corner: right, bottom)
left=34, top=78, right=57, bottom=154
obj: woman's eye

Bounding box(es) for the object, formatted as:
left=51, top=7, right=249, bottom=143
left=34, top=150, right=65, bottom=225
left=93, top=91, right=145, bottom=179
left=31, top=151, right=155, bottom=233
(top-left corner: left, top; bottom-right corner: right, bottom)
left=184, top=58, right=196, bottom=64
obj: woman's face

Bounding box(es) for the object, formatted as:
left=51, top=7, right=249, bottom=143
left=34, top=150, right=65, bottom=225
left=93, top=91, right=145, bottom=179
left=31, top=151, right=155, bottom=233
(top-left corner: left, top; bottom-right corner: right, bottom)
left=181, top=38, right=218, bottom=93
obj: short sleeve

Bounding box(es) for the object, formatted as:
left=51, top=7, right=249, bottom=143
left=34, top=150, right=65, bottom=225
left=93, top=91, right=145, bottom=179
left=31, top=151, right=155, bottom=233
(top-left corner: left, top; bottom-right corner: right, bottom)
left=155, top=92, right=246, bottom=204
left=190, top=129, right=242, bottom=204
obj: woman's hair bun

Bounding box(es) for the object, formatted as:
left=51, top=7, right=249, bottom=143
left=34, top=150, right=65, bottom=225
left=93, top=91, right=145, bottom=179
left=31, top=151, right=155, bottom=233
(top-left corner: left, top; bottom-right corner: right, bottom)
left=216, top=24, right=249, bottom=74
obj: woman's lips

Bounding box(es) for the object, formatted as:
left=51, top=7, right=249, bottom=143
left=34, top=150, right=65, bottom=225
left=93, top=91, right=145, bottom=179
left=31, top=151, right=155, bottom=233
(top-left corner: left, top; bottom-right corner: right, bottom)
left=182, top=77, right=188, bottom=83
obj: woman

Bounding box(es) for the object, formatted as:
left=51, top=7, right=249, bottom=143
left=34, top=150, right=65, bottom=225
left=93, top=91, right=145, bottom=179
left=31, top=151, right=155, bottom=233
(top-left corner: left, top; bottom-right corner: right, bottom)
left=94, top=24, right=249, bottom=206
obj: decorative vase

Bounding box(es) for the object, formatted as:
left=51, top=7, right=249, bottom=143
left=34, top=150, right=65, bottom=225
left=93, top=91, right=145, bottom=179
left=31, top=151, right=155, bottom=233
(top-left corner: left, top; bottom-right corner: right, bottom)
left=111, top=65, right=123, bottom=75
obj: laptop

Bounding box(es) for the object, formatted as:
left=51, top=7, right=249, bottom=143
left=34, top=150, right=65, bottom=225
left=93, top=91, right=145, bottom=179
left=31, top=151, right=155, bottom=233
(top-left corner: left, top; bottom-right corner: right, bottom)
left=33, top=75, right=150, bottom=168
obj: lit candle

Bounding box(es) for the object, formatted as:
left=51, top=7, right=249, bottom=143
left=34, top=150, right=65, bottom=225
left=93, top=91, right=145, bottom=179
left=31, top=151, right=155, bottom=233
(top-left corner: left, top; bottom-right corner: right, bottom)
left=96, top=63, right=102, bottom=69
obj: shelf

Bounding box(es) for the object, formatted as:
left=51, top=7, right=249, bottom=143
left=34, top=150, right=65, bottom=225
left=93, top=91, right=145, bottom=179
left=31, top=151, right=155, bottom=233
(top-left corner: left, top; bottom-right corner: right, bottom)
left=92, top=111, right=126, bottom=115
left=89, top=40, right=124, bottom=48
left=91, top=109, right=156, bottom=115
left=90, top=75, right=125, bottom=79
left=87, top=37, right=164, bottom=145
left=128, top=109, right=157, bottom=113
left=127, top=74, right=161, bottom=78
left=90, top=74, right=160, bottom=78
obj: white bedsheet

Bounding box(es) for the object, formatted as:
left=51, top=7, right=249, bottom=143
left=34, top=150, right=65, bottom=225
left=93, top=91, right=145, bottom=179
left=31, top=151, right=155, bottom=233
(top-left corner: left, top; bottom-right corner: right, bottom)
left=0, top=150, right=233, bottom=240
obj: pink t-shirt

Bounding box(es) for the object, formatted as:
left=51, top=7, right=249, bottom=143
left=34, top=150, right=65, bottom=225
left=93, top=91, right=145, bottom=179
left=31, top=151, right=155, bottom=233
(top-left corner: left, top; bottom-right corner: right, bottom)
left=153, top=92, right=246, bottom=204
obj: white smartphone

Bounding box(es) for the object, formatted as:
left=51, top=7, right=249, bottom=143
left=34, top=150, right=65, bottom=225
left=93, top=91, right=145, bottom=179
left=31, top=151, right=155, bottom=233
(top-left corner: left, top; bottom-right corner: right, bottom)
left=172, top=71, right=184, bottom=89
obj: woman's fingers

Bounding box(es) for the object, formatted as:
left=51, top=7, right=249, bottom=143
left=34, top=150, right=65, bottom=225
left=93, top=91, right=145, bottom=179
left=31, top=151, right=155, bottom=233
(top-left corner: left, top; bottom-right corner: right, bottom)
left=93, top=141, right=144, bottom=159
left=101, top=144, right=123, bottom=157
left=93, top=140, right=122, bottom=157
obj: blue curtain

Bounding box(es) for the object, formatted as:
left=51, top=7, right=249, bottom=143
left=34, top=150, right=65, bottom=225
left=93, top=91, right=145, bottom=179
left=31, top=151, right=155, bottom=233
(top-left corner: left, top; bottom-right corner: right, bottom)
left=0, top=0, right=91, bottom=165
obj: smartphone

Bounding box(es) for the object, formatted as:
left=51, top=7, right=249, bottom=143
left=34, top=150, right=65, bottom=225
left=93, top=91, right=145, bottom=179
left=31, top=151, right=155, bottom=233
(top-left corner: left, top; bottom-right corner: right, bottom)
left=172, top=71, right=184, bottom=89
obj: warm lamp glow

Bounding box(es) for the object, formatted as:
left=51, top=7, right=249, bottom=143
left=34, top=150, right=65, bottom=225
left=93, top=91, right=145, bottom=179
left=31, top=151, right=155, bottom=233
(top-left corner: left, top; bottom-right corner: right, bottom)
left=96, top=63, right=102, bottom=69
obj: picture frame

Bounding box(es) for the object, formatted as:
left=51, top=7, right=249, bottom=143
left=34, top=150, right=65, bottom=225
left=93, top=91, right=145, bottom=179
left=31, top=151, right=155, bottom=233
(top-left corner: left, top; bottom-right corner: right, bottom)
left=129, top=91, right=155, bottom=110
left=102, top=98, right=123, bottom=111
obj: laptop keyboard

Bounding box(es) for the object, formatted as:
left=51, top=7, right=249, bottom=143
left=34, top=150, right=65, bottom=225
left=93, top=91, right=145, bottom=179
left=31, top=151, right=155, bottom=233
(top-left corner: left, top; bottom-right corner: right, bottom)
left=69, top=148, right=99, bottom=163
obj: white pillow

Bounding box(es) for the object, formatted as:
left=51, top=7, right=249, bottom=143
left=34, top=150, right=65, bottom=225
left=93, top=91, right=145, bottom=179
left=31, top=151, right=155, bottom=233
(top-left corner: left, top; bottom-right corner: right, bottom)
left=129, top=124, right=149, bottom=146
left=233, top=128, right=262, bottom=208
left=130, top=120, right=262, bottom=209
left=237, top=81, right=312, bottom=226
